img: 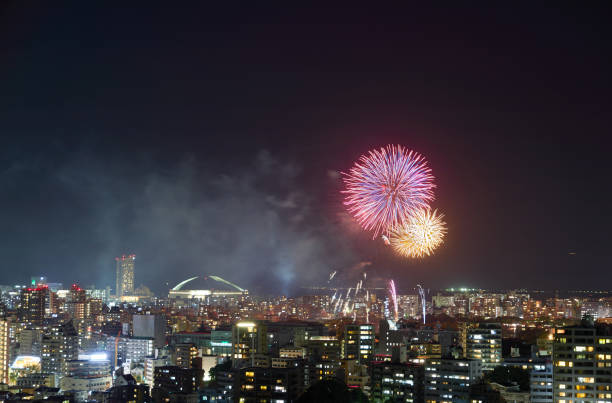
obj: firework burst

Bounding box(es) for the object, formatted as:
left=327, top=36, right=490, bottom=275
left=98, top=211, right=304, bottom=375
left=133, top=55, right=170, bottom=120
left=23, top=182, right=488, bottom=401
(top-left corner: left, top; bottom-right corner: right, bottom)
left=342, top=145, right=435, bottom=237
left=390, top=208, right=446, bottom=258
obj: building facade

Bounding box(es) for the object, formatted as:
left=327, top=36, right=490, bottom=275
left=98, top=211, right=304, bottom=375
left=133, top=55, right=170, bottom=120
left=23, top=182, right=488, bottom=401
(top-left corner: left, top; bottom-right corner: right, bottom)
left=553, top=323, right=612, bottom=402
left=115, top=254, right=135, bottom=298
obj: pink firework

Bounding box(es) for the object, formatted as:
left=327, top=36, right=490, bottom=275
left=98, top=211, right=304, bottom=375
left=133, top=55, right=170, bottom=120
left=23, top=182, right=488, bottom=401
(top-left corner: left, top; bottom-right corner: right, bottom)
left=343, top=145, right=435, bottom=237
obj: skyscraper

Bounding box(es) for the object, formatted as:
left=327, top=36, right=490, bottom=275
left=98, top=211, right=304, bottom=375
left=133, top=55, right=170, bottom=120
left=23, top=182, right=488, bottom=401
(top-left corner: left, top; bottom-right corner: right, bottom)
left=0, top=319, right=8, bottom=384
left=19, top=286, right=47, bottom=325
left=115, top=254, right=135, bottom=298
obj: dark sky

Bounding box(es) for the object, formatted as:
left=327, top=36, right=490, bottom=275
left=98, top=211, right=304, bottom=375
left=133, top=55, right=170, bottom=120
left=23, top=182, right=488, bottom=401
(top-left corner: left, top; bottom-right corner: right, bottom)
left=1, top=3, right=611, bottom=295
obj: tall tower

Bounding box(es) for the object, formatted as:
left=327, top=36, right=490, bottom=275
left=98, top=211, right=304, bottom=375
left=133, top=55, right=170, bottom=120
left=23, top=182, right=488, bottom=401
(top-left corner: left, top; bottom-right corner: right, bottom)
left=115, top=254, right=135, bottom=298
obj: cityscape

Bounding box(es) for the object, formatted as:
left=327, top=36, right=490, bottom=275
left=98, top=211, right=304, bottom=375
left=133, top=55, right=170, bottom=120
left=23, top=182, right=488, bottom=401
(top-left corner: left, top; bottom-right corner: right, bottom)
left=0, top=260, right=610, bottom=402
left=2, top=2, right=612, bottom=403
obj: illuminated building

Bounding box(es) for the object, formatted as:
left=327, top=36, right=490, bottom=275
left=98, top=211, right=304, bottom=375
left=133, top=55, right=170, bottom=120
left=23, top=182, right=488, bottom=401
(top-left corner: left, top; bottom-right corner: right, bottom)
left=234, top=361, right=305, bottom=402
left=103, top=374, right=151, bottom=402
left=115, top=254, right=135, bottom=298
left=305, top=335, right=341, bottom=382
left=503, top=357, right=552, bottom=403
left=0, top=319, right=8, bottom=384
left=41, top=320, right=78, bottom=376
left=370, top=360, right=423, bottom=402
left=552, top=321, right=612, bottom=402
left=232, top=320, right=268, bottom=367
left=174, top=343, right=198, bottom=369
left=19, top=286, right=47, bottom=324
left=343, top=324, right=374, bottom=363
left=144, top=356, right=170, bottom=391
left=152, top=366, right=203, bottom=400
left=460, top=322, right=502, bottom=372
left=67, top=284, right=87, bottom=319
left=16, top=372, right=56, bottom=388
left=109, top=336, right=154, bottom=365
left=210, top=327, right=232, bottom=358
left=424, top=357, right=482, bottom=402
left=168, top=275, right=247, bottom=302
left=60, top=359, right=113, bottom=396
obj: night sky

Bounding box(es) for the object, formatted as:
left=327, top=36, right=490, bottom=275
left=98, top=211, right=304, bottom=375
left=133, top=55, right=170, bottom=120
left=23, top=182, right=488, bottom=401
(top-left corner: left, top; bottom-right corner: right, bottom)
left=1, top=4, right=611, bottom=294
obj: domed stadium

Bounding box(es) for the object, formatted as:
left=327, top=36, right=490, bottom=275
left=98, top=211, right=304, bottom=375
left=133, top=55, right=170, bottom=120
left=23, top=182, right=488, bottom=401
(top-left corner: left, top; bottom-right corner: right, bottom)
left=168, top=275, right=247, bottom=300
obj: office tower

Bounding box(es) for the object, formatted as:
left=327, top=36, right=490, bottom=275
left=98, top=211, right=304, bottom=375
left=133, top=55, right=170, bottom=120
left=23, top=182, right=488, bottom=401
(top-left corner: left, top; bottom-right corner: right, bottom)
left=343, top=324, right=374, bottom=363
left=232, top=320, right=268, bottom=367
left=41, top=320, right=79, bottom=377
left=370, top=360, right=424, bottom=403
left=19, top=286, right=47, bottom=324
left=424, top=357, right=483, bottom=402
left=553, top=322, right=612, bottom=402
left=460, top=322, right=502, bottom=371
left=115, top=254, right=135, bottom=298
left=0, top=319, right=8, bottom=384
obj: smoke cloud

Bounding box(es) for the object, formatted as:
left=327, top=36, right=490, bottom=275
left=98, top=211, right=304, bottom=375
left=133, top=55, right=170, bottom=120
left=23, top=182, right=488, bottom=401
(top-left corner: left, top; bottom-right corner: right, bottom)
left=40, top=149, right=356, bottom=295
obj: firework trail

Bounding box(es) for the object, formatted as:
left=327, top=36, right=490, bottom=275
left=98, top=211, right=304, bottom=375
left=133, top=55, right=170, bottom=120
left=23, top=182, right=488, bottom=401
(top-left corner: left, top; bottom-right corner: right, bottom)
left=388, top=280, right=399, bottom=322
left=328, top=271, right=337, bottom=282
left=366, top=290, right=370, bottom=322
left=331, top=290, right=337, bottom=303
left=417, top=284, right=426, bottom=324
left=334, top=297, right=343, bottom=313
left=343, top=145, right=435, bottom=237
left=390, top=209, right=446, bottom=258
left=381, top=235, right=391, bottom=245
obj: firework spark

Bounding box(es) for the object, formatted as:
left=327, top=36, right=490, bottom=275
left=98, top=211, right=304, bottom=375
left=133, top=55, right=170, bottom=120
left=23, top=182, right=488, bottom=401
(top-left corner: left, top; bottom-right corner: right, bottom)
left=390, top=208, right=446, bottom=258
left=343, top=145, right=435, bottom=237
left=388, top=279, right=399, bottom=322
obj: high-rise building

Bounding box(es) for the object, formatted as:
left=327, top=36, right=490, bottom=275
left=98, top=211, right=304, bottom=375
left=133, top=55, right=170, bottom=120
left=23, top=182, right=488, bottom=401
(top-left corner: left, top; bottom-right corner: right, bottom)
left=424, top=357, right=483, bottom=402
left=460, top=322, right=502, bottom=372
left=115, top=254, right=135, bottom=298
left=343, top=324, right=374, bottom=363
left=553, top=322, right=612, bottom=402
left=0, top=319, right=8, bottom=384
left=19, top=286, right=47, bottom=324
left=66, top=284, right=87, bottom=319
left=232, top=320, right=268, bottom=367
left=41, top=320, right=79, bottom=377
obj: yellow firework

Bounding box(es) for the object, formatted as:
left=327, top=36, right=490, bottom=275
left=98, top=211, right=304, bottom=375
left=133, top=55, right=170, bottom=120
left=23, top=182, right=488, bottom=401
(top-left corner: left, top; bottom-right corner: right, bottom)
left=390, top=209, right=446, bottom=258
